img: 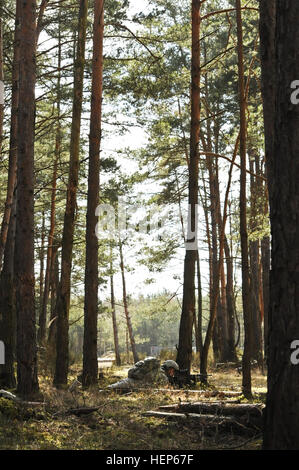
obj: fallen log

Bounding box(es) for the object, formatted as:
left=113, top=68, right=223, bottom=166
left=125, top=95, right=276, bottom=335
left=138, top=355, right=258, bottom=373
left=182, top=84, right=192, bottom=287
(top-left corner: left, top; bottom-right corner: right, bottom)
left=209, top=391, right=243, bottom=398
left=216, top=362, right=240, bottom=369
left=143, top=411, right=261, bottom=435
left=65, top=407, right=100, bottom=417
left=52, top=406, right=101, bottom=418
left=158, top=402, right=264, bottom=418
left=0, top=389, right=45, bottom=407
left=144, top=411, right=233, bottom=422
left=0, top=390, right=21, bottom=402
left=100, top=387, right=243, bottom=397
left=159, top=400, right=242, bottom=408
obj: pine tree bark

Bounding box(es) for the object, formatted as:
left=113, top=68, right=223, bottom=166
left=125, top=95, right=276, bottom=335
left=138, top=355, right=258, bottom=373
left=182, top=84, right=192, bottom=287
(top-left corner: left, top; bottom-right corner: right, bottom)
left=248, top=151, right=263, bottom=368
left=261, top=0, right=299, bottom=450
left=0, top=2, right=21, bottom=387
left=224, top=235, right=237, bottom=362
left=110, top=250, right=121, bottom=366
left=196, top=251, right=203, bottom=355
left=54, top=0, right=88, bottom=387
left=176, top=0, right=200, bottom=371
left=0, top=4, right=20, bottom=269
left=48, top=245, right=59, bottom=347
left=259, top=0, right=275, bottom=367
left=211, top=110, right=235, bottom=361
left=200, top=133, right=240, bottom=381
left=0, top=0, right=47, bottom=268
left=0, top=0, right=4, bottom=154
left=39, top=8, right=61, bottom=345
left=208, top=156, right=221, bottom=363
left=236, top=0, right=252, bottom=399
left=261, top=235, right=270, bottom=359
left=119, top=239, right=139, bottom=364
left=259, top=0, right=276, bottom=186
left=39, top=146, right=58, bottom=344
left=0, top=197, right=17, bottom=388
left=38, top=211, right=45, bottom=335
left=14, top=0, right=39, bottom=398
left=215, top=162, right=230, bottom=362
left=201, top=113, right=230, bottom=364
left=82, top=0, right=104, bottom=387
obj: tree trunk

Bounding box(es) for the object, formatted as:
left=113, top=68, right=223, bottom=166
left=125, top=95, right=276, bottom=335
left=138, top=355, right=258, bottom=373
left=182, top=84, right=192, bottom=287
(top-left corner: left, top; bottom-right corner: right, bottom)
left=176, top=0, right=200, bottom=371
left=0, top=0, right=3, bottom=154
left=0, top=3, right=21, bottom=387
left=119, top=239, right=139, bottom=363
left=248, top=151, right=263, bottom=368
left=48, top=245, right=59, bottom=347
left=202, top=48, right=229, bottom=364
left=14, top=0, right=39, bottom=398
left=259, top=0, right=276, bottom=185
left=0, top=197, right=17, bottom=388
left=38, top=211, right=45, bottom=339
left=39, top=8, right=61, bottom=345
left=82, top=0, right=104, bottom=387
left=196, top=251, right=203, bottom=355
left=126, top=328, right=130, bottom=363
left=224, top=236, right=237, bottom=362
left=39, top=149, right=58, bottom=344
left=208, top=155, right=220, bottom=363
left=200, top=133, right=240, bottom=381
left=259, top=0, right=275, bottom=367
left=215, top=162, right=230, bottom=363
left=0, top=4, right=20, bottom=269
left=0, top=0, right=47, bottom=269
left=236, top=0, right=252, bottom=399
left=110, top=250, right=121, bottom=366
left=261, top=235, right=270, bottom=360
left=54, top=0, right=88, bottom=387
left=261, top=0, right=299, bottom=450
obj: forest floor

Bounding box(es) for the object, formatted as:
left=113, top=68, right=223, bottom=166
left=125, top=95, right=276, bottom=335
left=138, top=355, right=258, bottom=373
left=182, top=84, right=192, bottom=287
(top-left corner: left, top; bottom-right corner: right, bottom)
left=0, top=363, right=266, bottom=450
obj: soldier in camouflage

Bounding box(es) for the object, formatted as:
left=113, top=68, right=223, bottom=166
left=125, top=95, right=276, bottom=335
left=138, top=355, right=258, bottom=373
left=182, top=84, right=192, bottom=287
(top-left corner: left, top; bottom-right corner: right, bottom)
left=108, top=357, right=179, bottom=390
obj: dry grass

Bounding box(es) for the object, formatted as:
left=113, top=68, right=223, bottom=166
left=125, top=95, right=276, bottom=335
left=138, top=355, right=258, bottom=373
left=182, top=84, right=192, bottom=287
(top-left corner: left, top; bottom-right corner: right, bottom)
left=0, top=364, right=266, bottom=450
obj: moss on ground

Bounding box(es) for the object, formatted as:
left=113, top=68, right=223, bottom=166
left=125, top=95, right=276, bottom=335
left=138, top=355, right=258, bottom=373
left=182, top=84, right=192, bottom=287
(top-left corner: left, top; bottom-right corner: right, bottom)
left=0, top=365, right=266, bottom=450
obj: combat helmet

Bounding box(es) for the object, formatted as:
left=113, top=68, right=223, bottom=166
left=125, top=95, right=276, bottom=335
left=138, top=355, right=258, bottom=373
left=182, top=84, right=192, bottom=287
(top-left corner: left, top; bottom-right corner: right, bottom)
left=161, top=359, right=179, bottom=372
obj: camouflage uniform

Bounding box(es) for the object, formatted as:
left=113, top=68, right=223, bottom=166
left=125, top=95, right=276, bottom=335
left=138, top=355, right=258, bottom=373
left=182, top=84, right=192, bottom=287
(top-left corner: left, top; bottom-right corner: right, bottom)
left=108, top=357, right=169, bottom=390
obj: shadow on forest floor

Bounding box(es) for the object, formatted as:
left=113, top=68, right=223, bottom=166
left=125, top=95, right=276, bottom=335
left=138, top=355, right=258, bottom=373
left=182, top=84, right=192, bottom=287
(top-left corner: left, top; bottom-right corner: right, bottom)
left=0, top=364, right=266, bottom=450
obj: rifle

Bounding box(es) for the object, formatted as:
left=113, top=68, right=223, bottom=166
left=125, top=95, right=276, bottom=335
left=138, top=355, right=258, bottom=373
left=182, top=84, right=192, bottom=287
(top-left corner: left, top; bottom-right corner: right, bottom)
left=169, top=369, right=211, bottom=388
